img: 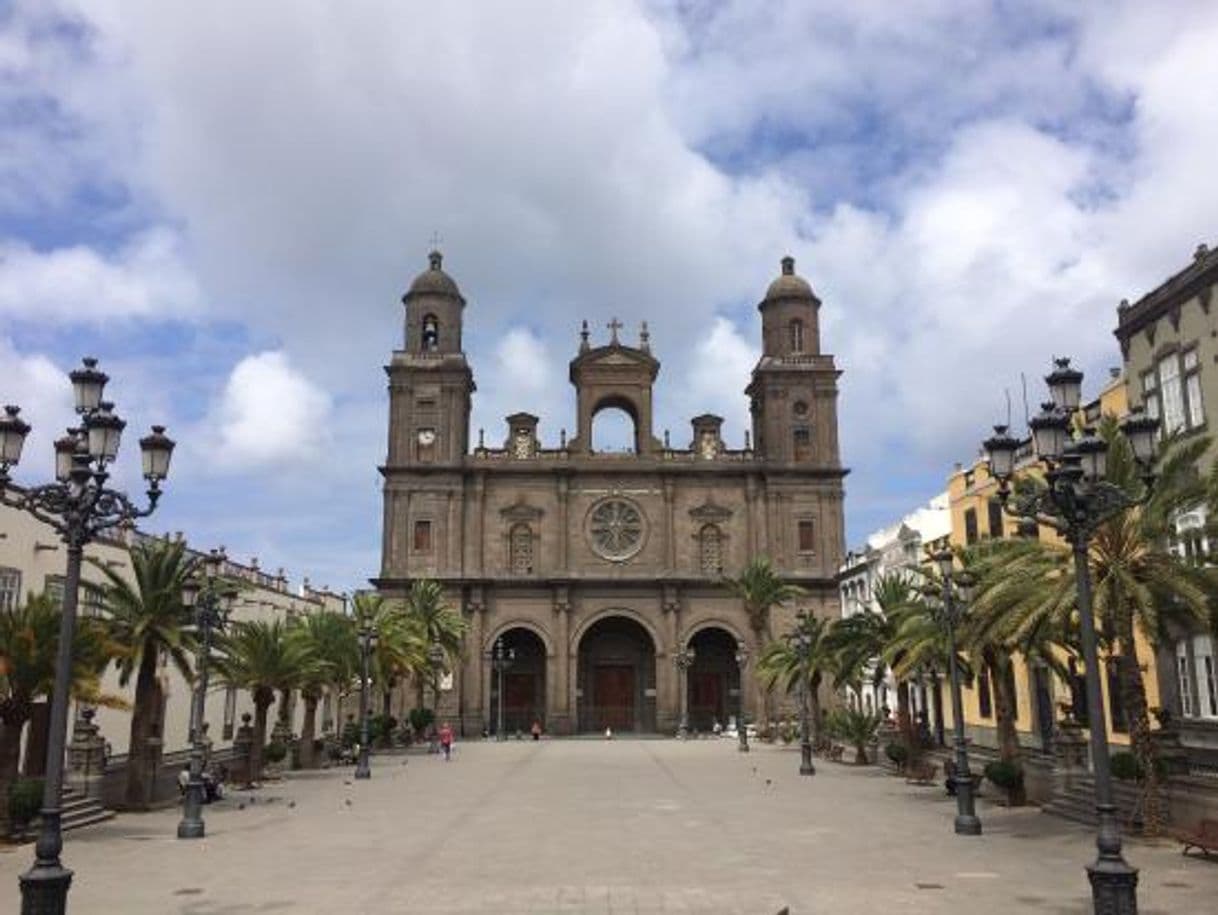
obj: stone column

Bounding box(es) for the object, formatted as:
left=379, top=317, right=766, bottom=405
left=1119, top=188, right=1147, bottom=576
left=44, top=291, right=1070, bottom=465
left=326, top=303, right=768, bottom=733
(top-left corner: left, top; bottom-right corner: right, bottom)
left=557, top=475, right=570, bottom=571
left=657, top=588, right=681, bottom=734
left=663, top=477, right=676, bottom=571
left=1051, top=711, right=1088, bottom=797
left=551, top=586, right=573, bottom=734
left=466, top=591, right=487, bottom=736
left=66, top=708, right=106, bottom=795
left=745, top=476, right=758, bottom=557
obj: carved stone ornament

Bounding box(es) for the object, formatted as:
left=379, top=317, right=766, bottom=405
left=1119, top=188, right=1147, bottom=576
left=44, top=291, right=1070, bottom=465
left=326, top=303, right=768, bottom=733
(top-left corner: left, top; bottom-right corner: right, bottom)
left=586, top=497, right=647, bottom=562
left=500, top=500, right=544, bottom=522
left=689, top=500, right=733, bottom=524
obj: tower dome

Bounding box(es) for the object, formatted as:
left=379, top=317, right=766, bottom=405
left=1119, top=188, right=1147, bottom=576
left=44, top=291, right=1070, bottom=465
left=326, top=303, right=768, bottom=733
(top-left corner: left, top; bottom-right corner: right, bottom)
left=763, top=255, right=818, bottom=303
left=403, top=250, right=464, bottom=303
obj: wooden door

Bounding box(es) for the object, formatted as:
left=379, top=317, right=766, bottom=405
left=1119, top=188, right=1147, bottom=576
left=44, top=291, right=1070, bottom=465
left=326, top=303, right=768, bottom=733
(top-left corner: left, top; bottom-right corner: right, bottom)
left=594, top=665, right=635, bottom=731
left=504, top=673, right=536, bottom=734
left=689, top=672, right=723, bottom=730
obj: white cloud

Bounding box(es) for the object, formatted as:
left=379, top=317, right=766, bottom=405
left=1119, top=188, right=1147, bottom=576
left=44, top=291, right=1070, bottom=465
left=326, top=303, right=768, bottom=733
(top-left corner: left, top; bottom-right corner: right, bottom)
left=209, top=351, right=332, bottom=470
left=0, top=228, right=200, bottom=322
left=684, top=317, right=759, bottom=446
left=0, top=339, right=73, bottom=482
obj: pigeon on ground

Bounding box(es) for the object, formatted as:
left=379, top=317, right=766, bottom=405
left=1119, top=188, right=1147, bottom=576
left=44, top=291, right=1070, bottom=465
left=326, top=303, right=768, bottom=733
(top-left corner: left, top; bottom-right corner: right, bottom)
left=344, top=799, right=352, bottom=807
left=288, top=801, right=296, bottom=809
left=237, top=803, right=245, bottom=811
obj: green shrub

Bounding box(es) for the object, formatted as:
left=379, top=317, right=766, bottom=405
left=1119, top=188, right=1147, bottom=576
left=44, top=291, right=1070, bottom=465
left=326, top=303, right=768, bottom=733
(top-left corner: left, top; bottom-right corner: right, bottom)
left=7, top=778, right=44, bottom=832
left=409, top=707, right=435, bottom=734
left=368, top=714, right=397, bottom=744
left=264, top=741, right=288, bottom=764
left=984, top=760, right=1024, bottom=791
left=885, top=741, right=909, bottom=767
left=1110, top=751, right=1165, bottom=782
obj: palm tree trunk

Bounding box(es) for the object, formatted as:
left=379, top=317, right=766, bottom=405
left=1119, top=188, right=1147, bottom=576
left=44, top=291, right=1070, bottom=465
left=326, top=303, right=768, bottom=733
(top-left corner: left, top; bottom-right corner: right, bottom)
left=0, top=712, right=27, bottom=833
left=124, top=650, right=160, bottom=808
left=299, top=694, right=318, bottom=769
left=895, top=680, right=914, bottom=756
left=990, top=657, right=1026, bottom=806
left=757, top=621, right=773, bottom=738
left=251, top=697, right=271, bottom=784
left=809, top=674, right=823, bottom=748
left=1117, top=637, right=1160, bottom=834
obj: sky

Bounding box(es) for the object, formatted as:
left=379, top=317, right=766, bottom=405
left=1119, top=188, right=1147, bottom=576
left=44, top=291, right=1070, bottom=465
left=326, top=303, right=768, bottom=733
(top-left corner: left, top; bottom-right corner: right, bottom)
left=2, top=0, right=1217, bottom=593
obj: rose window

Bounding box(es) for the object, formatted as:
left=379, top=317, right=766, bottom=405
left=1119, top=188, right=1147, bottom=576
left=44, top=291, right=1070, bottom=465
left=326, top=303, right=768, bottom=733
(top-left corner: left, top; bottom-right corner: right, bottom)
left=588, top=498, right=645, bottom=561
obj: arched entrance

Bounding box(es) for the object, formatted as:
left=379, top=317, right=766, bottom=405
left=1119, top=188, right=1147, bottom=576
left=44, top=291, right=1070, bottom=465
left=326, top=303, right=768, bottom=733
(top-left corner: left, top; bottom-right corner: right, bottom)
left=577, top=616, right=656, bottom=733
left=685, top=627, right=740, bottom=733
left=488, top=627, right=547, bottom=737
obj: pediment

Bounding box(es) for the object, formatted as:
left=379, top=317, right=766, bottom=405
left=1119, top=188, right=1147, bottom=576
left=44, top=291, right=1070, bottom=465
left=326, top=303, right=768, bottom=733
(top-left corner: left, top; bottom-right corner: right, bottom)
left=500, top=501, right=544, bottom=522
left=689, top=500, right=733, bottom=523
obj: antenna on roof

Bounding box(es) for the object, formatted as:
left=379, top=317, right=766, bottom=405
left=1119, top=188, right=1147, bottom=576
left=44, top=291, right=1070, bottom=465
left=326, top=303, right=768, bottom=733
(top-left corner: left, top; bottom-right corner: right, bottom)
left=1020, top=372, right=1030, bottom=430
left=1004, top=387, right=1012, bottom=429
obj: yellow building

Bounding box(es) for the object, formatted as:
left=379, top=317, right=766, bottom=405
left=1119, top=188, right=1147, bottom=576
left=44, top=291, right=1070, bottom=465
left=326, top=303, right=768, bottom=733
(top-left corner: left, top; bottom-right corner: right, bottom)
left=943, top=369, right=1161, bottom=753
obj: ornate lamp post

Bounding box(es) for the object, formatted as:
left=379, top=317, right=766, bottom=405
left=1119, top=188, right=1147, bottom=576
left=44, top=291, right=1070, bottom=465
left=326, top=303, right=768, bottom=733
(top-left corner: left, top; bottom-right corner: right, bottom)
left=982, top=357, right=1159, bottom=915
left=177, top=549, right=237, bottom=839
left=0, top=358, right=175, bottom=915
left=789, top=611, right=815, bottom=776
left=930, top=548, right=981, bottom=836
left=428, top=641, right=445, bottom=750
left=673, top=645, right=696, bottom=739
left=490, top=637, right=515, bottom=740
left=735, top=640, right=750, bottom=753
left=354, top=623, right=378, bottom=779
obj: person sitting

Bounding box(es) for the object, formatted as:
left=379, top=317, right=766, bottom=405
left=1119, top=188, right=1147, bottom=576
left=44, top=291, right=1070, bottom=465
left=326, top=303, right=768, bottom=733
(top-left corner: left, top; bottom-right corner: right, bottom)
left=531, top=720, right=542, bottom=741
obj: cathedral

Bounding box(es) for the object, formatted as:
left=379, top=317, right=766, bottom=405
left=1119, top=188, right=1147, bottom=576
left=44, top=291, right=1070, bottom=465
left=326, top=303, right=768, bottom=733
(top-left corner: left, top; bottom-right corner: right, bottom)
left=375, top=252, right=846, bottom=735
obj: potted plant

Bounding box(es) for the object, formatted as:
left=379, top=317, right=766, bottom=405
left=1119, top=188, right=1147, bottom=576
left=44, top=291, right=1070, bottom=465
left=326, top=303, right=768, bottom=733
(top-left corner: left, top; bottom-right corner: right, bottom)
left=7, top=778, right=44, bottom=840
left=983, top=759, right=1025, bottom=805
left=263, top=741, right=288, bottom=779
left=885, top=741, right=909, bottom=773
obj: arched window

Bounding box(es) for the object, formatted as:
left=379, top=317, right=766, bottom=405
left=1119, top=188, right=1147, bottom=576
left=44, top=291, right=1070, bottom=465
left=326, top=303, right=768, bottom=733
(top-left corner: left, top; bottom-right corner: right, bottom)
left=421, top=314, right=439, bottom=351
left=789, top=319, right=804, bottom=353
left=699, top=524, right=723, bottom=575
left=793, top=426, right=811, bottom=461
left=510, top=523, right=534, bottom=575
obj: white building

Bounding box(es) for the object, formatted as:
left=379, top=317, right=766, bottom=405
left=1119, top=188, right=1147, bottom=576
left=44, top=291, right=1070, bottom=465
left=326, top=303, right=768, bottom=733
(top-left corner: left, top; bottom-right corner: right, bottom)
left=837, top=492, right=951, bottom=722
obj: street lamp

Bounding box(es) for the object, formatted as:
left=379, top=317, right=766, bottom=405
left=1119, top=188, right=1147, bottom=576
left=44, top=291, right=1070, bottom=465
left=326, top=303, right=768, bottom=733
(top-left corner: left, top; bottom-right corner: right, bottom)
left=0, top=358, right=174, bottom=915
left=177, top=549, right=238, bottom=839
left=788, top=611, right=815, bottom=776
left=982, top=357, right=1159, bottom=914
left=931, top=548, right=981, bottom=836
left=428, top=641, right=445, bottom=751
left=673, top=645, right=696, bottom=739
left=490, top=637, right=515, bottom=740
left=735, top=641, right=750, bottom=753
left=355, top=623, right=378, bottom=779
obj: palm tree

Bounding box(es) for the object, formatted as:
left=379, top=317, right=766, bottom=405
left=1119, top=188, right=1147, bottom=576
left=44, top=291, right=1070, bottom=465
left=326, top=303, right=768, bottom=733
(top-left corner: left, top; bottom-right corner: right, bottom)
left=0, top=592, right=120, bottom=822
left=219, top=618, right=314, bottom=784
left=830, top=572, right=922, bottom=752
left=724, top=557, right=805, bottom=734
left=970, top=423, right=1216, bottom=825
left=401, top=579, right=467, bottom=716
left=95, top=538, right=198, bottom=808
left=351, top=592, right=427, bottom=731
left=288, top=611, right=358, bottom=768
left=756, top=614, right=836, bottom=748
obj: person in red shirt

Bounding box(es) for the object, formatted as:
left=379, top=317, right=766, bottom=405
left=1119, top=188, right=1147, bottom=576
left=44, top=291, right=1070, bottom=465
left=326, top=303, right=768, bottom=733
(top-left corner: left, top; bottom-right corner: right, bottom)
left=438, top=722, right=454, bottom=761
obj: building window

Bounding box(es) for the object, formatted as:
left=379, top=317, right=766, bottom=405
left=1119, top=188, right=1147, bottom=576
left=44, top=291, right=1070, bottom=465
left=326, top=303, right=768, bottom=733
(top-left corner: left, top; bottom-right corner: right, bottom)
left=1177, top=642, right=1195, bottom=718
left=413, top=520, right=433, bottom=554
left=1016, top=519, right=1039, bottom=539
left=699, top=524, right=723, bottom=574
left=223, top=685, right=238, bottom=740
left=0, top=567, right=20, bottom=612
left=421, top=314, right=439, bottom=351
left=81, top=583, right=105, bottom=617
left=509, top=523, right=534, bottom=575
left=978, top=665, right=993, bottom=719
left=789, top=319, right=804, bottom=353
left=44, top=575, right=66, bottom=607
left=964, top=508, right=979, bottom=545
left=987, top=498, right=1004, bottom=539
left=1146, top=347, right=1205, bottom=435
left=797, top=520, right=815, bottom=554
left=1195, top=635, right=1218, bottom=719
left=793, top=427, right=811, bottom=460
left=1107, top=659, right=1128, bottom=733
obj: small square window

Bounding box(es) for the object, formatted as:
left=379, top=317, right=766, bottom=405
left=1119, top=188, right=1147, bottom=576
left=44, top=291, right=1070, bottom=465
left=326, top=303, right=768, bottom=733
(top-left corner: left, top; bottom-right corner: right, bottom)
left=1184, top=348, right=1199, bottom=371
left=413, top=520, right=433, bottom=553
left=1141, top=369, right=1157, bottom=393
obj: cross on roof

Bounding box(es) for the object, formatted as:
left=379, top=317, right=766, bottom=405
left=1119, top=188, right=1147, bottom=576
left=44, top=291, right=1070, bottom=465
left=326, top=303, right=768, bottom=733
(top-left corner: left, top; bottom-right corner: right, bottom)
left=429, top=230, right=442, bottom=249
left=607, top=317, right=623, bottom=344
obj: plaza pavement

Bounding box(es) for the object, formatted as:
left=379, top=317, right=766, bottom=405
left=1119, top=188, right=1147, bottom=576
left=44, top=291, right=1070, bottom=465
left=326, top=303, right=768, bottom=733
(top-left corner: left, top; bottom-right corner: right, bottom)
left=1, top=738, right=1215, bottom=914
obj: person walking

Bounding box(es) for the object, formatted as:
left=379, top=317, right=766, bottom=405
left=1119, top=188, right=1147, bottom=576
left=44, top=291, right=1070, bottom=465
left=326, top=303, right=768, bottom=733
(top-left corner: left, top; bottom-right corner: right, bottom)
left=530, top=720, right=542, bottom=741
left=438, top=721, right=454, bottom=761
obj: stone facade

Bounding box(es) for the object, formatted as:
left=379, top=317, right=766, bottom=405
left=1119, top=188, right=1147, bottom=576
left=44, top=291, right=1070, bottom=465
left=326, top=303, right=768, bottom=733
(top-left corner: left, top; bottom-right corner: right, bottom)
left=376, top=252, right=847, bottom=735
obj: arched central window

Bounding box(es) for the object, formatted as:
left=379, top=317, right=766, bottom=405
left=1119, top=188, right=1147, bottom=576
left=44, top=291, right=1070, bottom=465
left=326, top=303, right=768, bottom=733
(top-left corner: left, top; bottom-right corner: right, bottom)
left=510, top=523, right=534, bottom=575
left=591, top=405, right=637, bottom=453
left=789, top=319, right=805, bottom=353
left=699, top=524, right=723, bottom=574
left=421, top=314, right=439, bottom=352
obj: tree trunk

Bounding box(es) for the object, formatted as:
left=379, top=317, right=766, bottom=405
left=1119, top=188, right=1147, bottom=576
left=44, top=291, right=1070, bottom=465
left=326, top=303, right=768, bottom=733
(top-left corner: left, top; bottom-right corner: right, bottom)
left=299, top=694, right=319, bottom=769
left=757, top=620, right=774, bottom=738
left=989, top=654, right=1026, bottom=806
left=0, top=712, right=28, bottom=834
left=809, top=673, right=823, bottom=748
left=895, top=680, right=914, bottom=756
left=124, top=649, right=160, bottom=808
left=1117, top=632, right=1160, bottom=835
left=250, top=695, right=272, bottom=784
left=414, top=677, right=425, bottom=713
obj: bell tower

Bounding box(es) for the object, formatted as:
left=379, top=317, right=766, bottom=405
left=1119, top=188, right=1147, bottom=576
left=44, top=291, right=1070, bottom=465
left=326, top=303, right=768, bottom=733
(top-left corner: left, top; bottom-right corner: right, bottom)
left=747, top=256, right=841, bottom=467
left=381, top=250, right=475, bottom=579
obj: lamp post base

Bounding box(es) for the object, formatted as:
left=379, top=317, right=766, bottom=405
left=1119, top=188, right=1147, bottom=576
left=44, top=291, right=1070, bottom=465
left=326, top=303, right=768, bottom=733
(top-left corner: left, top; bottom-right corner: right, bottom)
left=177, top=819, right=205, bottom=839
left=354, top=750, right=371, bottom=780
left=20, top=862, right=73, bottom=915
left=954, top=813, right=982, bottom=836
left=1087, top=859, right=1138, bottom=915
left=799, top=742, right=815, bottom=776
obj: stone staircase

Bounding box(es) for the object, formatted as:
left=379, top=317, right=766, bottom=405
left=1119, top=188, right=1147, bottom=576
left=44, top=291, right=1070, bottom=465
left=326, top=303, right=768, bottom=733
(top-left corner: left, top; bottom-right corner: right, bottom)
left=1042, top=775, right=1155, bottom=832
left=53, top=786, right=116, bottom=833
